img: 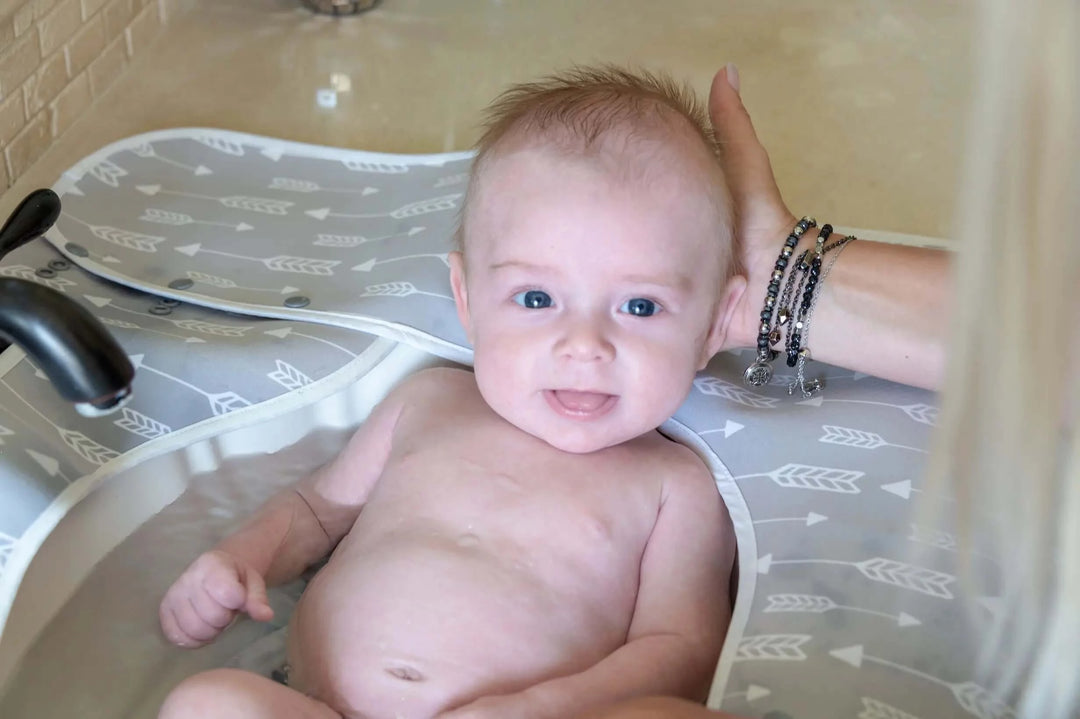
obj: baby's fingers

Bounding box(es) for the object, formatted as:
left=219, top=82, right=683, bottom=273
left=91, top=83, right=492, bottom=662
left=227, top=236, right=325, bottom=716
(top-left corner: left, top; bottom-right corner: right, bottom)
left=241, top=568, right=274, bottom=623
left=159, top=599, right=217, bottom=648
left=201, top=562, right=249, bottom=611
left=191, top=587, right=239, bottom=631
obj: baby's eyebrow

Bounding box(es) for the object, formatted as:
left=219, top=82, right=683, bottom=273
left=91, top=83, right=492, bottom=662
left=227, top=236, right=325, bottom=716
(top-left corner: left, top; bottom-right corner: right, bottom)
left=489, top=260, right=693, bottom=292
left=489, top=259, right=547, bottom=273
left=620, top=272, right=694, bottom=293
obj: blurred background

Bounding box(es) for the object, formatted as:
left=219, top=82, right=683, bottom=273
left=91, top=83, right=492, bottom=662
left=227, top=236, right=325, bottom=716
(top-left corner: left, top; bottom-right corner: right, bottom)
left=0, top=0, right=975, bottom=241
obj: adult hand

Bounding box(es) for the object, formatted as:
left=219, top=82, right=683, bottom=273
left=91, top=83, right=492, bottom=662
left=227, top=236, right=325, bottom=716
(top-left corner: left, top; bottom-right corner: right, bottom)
left=709, top=64, right=798, bottom=351
left=159, top=548, right=274, bottom=648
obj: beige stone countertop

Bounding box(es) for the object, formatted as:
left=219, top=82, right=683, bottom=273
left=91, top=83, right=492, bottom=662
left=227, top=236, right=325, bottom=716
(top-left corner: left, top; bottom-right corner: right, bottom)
left=1, top=0, right=976, bottom=243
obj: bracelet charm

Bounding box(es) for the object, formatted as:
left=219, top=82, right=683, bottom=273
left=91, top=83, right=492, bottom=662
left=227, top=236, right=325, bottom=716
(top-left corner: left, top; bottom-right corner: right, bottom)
left=743, top=359, right=774, bottom=387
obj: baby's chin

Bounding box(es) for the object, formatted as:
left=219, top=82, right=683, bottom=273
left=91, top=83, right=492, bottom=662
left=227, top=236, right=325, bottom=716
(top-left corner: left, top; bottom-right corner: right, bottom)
left=529, top=423, right=656, bottom=455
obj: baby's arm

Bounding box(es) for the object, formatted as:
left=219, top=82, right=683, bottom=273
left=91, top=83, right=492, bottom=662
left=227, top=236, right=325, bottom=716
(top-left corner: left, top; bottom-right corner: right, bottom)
left=441, top=450, right=735, bottom=719
left=159, top=386, right=406, bottom=648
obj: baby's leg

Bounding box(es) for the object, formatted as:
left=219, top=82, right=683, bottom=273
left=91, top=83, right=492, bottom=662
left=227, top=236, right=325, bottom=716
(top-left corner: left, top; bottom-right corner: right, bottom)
left=159, top=668, right=342, bottom=719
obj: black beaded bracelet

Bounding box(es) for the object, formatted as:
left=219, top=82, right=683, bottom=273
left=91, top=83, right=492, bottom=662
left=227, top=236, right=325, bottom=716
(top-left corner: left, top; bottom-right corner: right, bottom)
left=788, top=234, right=856, bottom=396
left=743, top=216, right=816, bottom=387
left=786, top=224, right=832, bottom=367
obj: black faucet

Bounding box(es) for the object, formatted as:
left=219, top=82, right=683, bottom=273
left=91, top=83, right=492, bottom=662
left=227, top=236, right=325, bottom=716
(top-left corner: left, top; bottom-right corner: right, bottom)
left=0, top=189, right=134, bottom=417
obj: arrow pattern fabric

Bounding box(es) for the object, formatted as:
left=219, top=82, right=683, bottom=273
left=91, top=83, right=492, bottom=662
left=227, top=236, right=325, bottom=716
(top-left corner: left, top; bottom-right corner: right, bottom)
left=0, top=129, right=1007, bottom=719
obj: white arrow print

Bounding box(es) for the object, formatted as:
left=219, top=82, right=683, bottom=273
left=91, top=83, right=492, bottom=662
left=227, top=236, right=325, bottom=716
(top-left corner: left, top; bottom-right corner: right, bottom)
left=305, top=193, right=462, bottom=220
left=269, top=177, right=378, bottom=194
left=26, top=448, right=63, bottom=479
left=0, top=263, right=81, bottom=291
left=313, top=226, right=425, bottom=247
left=433, top=172, right=469, bottom=188
left=129, top=354, right=251, bottom=416
left=698, top=420, right=745, bottom=438
left=60, top=214, right=148, bottom=259
left=693, top=376, right=779, bottom=409
left=355, top=281, right=453, bottom=301
left=0, top=377, right=118, bottom=468
left=830, top=646, right=1017, bottom=719
left=753, top=512, right=827, bottom=527
left=797, top=396, right=938, bottom=425
left=136, top=185, right=293, bottom=215
left=341, top=158, right=409, bottom=173
left=757, top=554, right=955, bottom=598
left=130, top=144, right=212, bottom=175
left=184, top=270, right=300, bottom=295
left=735, top=463, right=863, bottom=493
left=263, top=327, right=357, bottom=357
left=140, top=208, right=251, bottom=231
left=351, top=253, right=449, bottom=272
left=819, top=425, right=928, bottom=453
left=97, top=316, right=206, bottom=343
left=173, top=245, right=339, bottom=275
left=764, top=593, right=920, bottom=627
left=84, top=296, right=254, bottom=337
left=721, top=685, right=771, bottom=703
left=881, top=480, right=955, bottom=503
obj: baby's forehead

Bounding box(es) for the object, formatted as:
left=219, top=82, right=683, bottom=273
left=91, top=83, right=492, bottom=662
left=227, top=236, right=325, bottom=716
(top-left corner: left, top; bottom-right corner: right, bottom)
left=472, top=127, right=725, bottom=218
left=465, top=143, right=731, bottom=282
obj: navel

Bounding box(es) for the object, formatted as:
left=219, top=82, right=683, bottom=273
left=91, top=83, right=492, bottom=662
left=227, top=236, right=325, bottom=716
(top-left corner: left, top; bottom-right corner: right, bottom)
left=385, top=664, right=425, bottom=682
left=456, top=532, right=480, bottom=548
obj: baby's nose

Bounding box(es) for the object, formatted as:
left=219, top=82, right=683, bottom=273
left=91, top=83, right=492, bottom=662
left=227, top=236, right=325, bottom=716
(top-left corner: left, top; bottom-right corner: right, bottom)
left=556, top=316, right=615, bottom=362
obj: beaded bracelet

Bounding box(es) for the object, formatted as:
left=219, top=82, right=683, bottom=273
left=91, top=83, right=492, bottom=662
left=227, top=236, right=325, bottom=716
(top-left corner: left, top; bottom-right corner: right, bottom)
left=743, top=216, right=816, bottom=387
left=788, top=234, right=856, bottom=396
left=785, top=223, right=833, bottom=367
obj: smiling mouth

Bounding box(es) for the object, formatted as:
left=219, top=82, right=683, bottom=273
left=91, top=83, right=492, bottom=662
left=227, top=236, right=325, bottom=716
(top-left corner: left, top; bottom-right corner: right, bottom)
left=544, top=390, right=617, bottom=419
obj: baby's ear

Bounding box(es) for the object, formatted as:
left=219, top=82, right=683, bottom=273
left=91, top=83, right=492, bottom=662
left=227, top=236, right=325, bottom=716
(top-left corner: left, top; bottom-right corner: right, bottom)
left=448, top=251, right=473, bottom=342
left=699, top=273, right=747, bottom=370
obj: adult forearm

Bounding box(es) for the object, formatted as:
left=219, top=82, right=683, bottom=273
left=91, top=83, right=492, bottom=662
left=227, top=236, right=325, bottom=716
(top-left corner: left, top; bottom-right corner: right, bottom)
left=737, top=237, right=951, bottom=390
left=216, top=489, right=333, bottom=586
left=804, top=239, right=950, bottom=390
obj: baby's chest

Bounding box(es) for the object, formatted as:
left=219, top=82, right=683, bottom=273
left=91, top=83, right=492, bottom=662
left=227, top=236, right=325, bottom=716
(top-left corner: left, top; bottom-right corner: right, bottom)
left=379, top=434, right=661, bottom=556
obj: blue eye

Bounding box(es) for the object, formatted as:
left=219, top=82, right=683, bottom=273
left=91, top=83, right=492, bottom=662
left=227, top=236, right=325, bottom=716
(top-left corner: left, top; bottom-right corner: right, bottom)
left=621, top=298, right=659, bottom=317
left=513, top=290, right=552, bottom=309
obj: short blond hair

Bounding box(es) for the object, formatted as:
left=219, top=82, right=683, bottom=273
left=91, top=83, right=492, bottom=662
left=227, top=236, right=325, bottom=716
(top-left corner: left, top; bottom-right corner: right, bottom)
left=455, top=65, right=735, bottom=276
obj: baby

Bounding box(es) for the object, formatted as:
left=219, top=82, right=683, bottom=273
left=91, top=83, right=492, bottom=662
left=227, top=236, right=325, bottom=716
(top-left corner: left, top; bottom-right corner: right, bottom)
left=158, top=66, right=745, bottom=719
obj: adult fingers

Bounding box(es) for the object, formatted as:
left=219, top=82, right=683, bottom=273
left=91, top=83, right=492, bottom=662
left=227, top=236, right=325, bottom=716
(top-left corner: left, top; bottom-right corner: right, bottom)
left=708, top=64, right=781, bottom=204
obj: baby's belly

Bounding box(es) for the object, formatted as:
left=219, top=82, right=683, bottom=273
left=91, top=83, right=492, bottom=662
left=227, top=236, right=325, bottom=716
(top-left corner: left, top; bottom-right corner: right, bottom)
left=286, top=531, right=626, bottom=719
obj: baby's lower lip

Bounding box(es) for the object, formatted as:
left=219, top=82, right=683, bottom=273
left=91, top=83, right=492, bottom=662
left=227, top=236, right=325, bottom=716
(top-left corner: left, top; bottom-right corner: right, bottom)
left=544, top=390, right=617, bottom=419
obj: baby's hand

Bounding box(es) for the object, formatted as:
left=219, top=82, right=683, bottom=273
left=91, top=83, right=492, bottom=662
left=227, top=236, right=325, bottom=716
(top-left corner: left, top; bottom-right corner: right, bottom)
left=159, top=549, right=274, bottom=648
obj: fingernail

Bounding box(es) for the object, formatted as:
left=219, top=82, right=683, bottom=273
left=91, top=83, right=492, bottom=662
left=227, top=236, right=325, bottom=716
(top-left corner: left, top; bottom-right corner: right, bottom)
left=725, top=62, right=741, bottom=94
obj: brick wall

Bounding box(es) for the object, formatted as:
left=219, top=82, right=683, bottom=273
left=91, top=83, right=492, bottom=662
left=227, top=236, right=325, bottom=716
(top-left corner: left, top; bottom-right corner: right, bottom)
left=0, top=0, right=194, bottom=190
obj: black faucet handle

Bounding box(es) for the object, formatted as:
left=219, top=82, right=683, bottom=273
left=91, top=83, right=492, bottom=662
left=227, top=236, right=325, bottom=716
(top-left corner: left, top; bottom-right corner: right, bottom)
left=0, top=188, right=61, bottom=263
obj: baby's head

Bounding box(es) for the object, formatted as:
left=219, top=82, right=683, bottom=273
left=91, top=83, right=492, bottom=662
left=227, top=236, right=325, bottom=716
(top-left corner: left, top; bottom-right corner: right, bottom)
left=449, top=66, right=745, bottom=453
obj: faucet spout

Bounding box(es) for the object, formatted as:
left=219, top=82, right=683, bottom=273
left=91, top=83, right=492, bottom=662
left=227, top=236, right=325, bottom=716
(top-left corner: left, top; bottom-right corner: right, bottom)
left=0, top=189, right=134, bottom=417
left=0, top=278, right=134, bottom=416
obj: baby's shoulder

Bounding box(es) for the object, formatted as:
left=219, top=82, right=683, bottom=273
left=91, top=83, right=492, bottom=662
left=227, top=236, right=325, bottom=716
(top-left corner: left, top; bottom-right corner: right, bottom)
left=389, top=365, right=478, bottom=407
left=629, top=432, right=717, bottom=497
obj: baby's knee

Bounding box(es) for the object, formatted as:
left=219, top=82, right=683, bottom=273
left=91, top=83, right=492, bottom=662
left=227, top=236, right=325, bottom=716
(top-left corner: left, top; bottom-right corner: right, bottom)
left=158, top=668, right=266, bottom=719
